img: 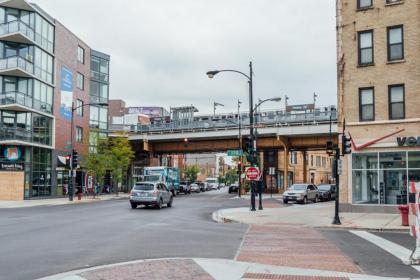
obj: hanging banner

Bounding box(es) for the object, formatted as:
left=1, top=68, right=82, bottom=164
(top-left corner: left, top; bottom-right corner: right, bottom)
left=60, top=66, right=73, bottom=120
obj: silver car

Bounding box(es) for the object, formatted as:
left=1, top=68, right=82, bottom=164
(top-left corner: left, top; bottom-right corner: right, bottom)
left=130, top=182, right=173, bottom=209
left=283, top=184, right=319, bottom=204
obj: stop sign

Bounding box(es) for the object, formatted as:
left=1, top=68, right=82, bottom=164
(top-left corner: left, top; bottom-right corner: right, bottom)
left=245, top=167, right=260, bottom=181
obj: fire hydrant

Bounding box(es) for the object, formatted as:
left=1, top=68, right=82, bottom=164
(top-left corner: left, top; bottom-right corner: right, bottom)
left=398, top=204, right=409, bottom=226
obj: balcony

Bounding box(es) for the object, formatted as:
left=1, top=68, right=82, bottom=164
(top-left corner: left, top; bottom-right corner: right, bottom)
left=0, top=124, right=52, bottom=148
left=0, top=20, right=36, bottom=45
left=0, top=91, right=52, bottom=114
left=0, top=55, right=34, bottom=78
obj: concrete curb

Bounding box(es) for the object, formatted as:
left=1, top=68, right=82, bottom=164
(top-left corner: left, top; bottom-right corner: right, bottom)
left=212, top=207, right=411, bottom=232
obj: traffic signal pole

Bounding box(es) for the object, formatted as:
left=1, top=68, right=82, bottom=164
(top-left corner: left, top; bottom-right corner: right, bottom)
left=69, top=101, right=75, bottom=201
left=332, top=147, right=341, bottom=225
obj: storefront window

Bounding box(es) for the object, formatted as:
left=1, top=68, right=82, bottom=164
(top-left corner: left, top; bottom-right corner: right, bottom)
left=352, top=153, right=377, bottom=169
left=353, top=151, right=419, bottom=205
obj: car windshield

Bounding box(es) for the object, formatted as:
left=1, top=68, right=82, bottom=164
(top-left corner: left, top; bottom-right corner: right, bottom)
left=318, top=185, right=331, bottom=191
left=289, top=184, right=307, bottom=191
left=133, top=184, right=155, bottom=191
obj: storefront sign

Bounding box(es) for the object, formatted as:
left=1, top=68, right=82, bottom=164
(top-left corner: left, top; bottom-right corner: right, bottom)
left=4, top=146, right=21, bottom=161
left=397, top=137, right=420, bottom=147
left=60, top=66, right=73, bottom=121
left=0, top=162, right=24, bottom=171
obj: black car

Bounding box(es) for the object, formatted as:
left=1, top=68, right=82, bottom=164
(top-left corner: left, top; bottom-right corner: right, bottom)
left=317, top=184, right=336, bottom=201
left=228, top=184, right=239, bottom=194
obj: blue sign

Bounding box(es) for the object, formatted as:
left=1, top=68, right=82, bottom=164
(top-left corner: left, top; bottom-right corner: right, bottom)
left=60, top=66, right=73, bottom=120
left=4, top=146, right=21, bottom=161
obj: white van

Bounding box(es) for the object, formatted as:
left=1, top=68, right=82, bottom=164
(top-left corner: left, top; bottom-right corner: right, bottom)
left=205, top=177, right=219, bottom=190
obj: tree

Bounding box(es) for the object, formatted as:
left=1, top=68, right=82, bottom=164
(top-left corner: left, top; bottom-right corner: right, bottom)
left=184, top=165, right=200, bottom=182
left=83, top=138, right=111, bottom=187
left=107, top=137, right=135, bottom=191
left=225, top=167, right=238, bottom=185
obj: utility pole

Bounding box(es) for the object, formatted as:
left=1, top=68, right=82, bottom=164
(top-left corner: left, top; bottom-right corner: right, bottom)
left=238, top=99, right=242, bottom=197
left=248, top=62, right=256, bottom=211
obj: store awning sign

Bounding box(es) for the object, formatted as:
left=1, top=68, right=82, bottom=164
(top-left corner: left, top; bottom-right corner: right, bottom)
left=0, top=162, right=24, bottom=171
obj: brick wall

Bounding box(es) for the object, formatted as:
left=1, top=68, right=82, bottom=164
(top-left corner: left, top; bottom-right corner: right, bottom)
left=337, top=0, right=420, bottom=206
left=54, top=21, right=92, bottom=156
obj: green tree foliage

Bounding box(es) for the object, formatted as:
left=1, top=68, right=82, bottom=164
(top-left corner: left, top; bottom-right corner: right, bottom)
left=184, top=165, right=200, bottom=182
left=225, top=167, right=238, bottom=185
left=83, top=137, right=134, bottom=187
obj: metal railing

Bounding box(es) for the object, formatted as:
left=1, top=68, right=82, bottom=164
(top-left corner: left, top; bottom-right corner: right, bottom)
left=109, top=110, right=338, bottom=135
left=0, top=124, right=52, bottom=146
left=0, top=55, right=34, bottom=75
left=0, top=19, right=36, bottom=42
left=0, top=91, right=52, bottom=114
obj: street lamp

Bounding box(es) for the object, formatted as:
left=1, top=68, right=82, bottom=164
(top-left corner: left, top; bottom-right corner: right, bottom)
left=213, top=102, right=224, bottom=117
left=206, top=62, right=257, bottom=211
left=68, top=102, right=108, bottom=201
left=252, top=97, right=281, bottom=210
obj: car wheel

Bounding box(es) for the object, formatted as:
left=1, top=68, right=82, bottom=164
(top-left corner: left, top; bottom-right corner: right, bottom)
left=130, top=202, right=137, bottom=209
left=156, top=199, right=163, bottom=209
left=303, top=196, right=307, bottom=204
left=314, top=195, right=319, bottom=203
left=328, top=194, right=332, bottom=201
left=167, top=197, right=173, bottom=208
left=283, top=200, right=288, bottom=204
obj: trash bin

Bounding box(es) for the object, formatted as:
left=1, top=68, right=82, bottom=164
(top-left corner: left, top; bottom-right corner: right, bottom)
left=398, top=204, right=409, bottom=226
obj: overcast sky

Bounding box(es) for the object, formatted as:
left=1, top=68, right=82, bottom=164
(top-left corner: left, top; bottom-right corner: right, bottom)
left=32, top=0, right=337, bottom=115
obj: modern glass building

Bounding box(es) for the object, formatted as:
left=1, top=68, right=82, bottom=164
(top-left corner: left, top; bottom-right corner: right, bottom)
left=0, top=2, right=55, bottom=199
left=0, top=0, right=110, bottom=200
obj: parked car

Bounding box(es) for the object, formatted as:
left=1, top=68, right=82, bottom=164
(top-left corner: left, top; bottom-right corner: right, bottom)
left=178, top=181, right=191, bottom=195
left=129, top=182, right=173, bottom=209
left=189, top=183, right=201, bottom=193
left=220, top=183, right=226, bottom=188
left=317, top=184, right=336, bottom=201
left=228, top=184, right=239, bottom=194
left=197, top=182, right=207, bottom=192
left=283, top=184, right=319, bottom=204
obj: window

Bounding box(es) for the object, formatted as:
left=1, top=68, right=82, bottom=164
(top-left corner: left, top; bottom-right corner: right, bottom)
left=76, top=99, right=83, bottom=116
left=357, top=0, right=372, bottom=9
left=359, top=87, right=374, bottom=121
left=387, top=26, right=404, bottom=61
left=77, top=46, right=85, bottom=64
left=358, top=30, right=374, bottom=65
left=388, top=84, right=405, bottom=120
left=76, top=126, right=83, bottom=143
left=290, top=152, right=297, bottom=165
left=77, top=73, right=84, bottom=90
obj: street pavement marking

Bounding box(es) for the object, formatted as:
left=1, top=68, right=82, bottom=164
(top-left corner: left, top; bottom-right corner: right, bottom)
left=349, top=230, right=420, bottom=272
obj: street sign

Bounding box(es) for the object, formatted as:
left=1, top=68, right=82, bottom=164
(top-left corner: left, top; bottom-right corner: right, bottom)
left=227, top=149, right=243, bottom=157
left=269, top=167, right=276, bottom=176
left=245, top=167, right=260, bottom=181
left=337, top=159, right=342, bottom=175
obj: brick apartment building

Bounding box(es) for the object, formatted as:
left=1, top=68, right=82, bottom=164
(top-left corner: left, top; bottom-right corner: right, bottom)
left=0, top=0, right=110, bottom=200
left=337, top=0, right=420, bottom=212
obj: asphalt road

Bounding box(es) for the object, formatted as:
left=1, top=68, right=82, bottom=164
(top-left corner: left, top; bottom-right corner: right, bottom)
left=0, top=189, right=248, bottom=280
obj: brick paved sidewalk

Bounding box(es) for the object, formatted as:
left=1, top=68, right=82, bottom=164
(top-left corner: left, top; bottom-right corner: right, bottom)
left=236, top=223, right=362, bottom=274
left=80, top=259, right=214, bottom=280
left=242, top=274, right=349, bottom=280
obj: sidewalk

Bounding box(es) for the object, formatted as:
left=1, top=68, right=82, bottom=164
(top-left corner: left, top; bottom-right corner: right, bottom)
left=0, top=193, right=129, bottom=209
left=36, top=258, right=413, bottom=280
left=213, top=201, right=410, bottom=231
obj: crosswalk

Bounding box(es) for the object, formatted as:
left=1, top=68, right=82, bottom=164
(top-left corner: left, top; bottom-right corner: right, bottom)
left=350, top=230, right=420, bottom=273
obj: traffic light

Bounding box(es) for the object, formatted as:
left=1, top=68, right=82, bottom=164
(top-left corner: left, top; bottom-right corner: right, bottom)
left=72, top=149, right=79, bottom=168
left=247, top=151, right=258, bottom=166
left=65, top=154, right=71, bottom=169
left=341, top=134, right=352, bottom=155
left=245, top=137, right=253, bottom=153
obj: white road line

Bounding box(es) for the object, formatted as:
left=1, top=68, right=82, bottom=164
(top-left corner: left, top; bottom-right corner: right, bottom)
left=350, top=230, right=420, bottom=272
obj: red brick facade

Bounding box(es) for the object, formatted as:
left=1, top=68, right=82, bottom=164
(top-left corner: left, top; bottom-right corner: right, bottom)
left=54, top=21, right=92, bottom=156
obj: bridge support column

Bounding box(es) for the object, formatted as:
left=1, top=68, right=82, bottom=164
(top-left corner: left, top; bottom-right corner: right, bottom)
left=277, top=136, right=289, bottom=191
left=303, top=150, right=308, bottom=183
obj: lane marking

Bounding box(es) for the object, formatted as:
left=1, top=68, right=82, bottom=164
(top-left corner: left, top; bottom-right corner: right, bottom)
left=350, top=230, right=420, bottom=272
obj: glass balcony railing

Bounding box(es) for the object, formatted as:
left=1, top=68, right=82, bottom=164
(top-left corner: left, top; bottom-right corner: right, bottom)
left=0, top=91, right=52, bottom=114
left=91, top=71, right=109, bottom=83
left=0, top=125, right=52, bottom=147
left=0, top=20, right=36, bottom=43
left=0, top=55, right=34, bottom=75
